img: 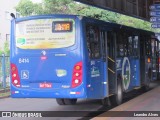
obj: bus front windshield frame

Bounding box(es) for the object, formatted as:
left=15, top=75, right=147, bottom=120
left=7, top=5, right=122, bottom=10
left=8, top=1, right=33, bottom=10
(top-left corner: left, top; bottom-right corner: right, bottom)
left=15, top=18, right=75, bottom=50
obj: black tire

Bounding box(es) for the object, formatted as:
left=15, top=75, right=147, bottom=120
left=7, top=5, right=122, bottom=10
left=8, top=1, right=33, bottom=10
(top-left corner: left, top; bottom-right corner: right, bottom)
left=56, top=98, right=65, bottom=105
left=110, top=80, right=123, bottom=106
left=64, top=99, right=77, bottom=105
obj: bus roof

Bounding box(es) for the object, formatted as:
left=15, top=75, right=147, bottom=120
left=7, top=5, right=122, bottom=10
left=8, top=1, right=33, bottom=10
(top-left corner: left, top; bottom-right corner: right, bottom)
left=13, top=14, right=154, bottom=35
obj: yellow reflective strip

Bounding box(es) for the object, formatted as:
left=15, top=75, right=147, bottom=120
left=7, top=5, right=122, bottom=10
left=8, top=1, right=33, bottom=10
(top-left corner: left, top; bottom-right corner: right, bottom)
left=108, top=57, right=115, bottom=63
left=108, top=68, right=115, bottom=74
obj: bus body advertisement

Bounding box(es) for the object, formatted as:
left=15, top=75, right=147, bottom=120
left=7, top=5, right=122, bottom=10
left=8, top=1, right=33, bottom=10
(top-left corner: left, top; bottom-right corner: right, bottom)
left=10, top=14, right=159, bottom=105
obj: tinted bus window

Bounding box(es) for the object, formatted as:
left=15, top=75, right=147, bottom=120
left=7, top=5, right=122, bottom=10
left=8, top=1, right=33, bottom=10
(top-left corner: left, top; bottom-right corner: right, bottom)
left=86, top=25, right=100, bottom=58
left=133, top=36, right=139, bottom=56
left=128, top=36, right=133, bottom=56
left=151, top=39, right=155, bottom=57
left=117, top=33, right=124, bottom=57
left=16, top=19, right=75, bottom=49
left=145, top=38, right=151, bottom=56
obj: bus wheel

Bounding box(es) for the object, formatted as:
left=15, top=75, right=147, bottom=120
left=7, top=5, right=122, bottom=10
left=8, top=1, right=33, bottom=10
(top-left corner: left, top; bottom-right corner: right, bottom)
left=56, top=99, right=65, bottom=105
left=110, top=80, right=123, bottom=106
left=64, top=99, right=77, bottom=105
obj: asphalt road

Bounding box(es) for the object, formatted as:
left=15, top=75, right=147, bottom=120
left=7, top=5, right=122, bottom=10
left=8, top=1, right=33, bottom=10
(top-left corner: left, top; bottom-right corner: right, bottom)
left=0, top=97, right=106, bottom=120
left=0, top=81, right=159, bottom=120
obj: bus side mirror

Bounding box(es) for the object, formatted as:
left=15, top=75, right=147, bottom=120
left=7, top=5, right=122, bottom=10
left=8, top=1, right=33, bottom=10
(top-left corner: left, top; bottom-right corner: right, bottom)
left=10, top=13, right=16, bottom=19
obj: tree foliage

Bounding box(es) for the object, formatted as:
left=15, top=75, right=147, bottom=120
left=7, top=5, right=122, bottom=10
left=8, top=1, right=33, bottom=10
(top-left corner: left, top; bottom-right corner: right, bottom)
left=16, top=0, right=35, bottom=16
left=4, top=42, right=10, bottom=56
left=15, top=0, right=153, bottom=31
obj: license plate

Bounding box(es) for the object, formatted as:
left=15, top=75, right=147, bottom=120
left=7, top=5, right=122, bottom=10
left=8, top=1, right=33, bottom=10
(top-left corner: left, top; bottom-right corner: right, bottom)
left=39, top=83, right=52, bottom=88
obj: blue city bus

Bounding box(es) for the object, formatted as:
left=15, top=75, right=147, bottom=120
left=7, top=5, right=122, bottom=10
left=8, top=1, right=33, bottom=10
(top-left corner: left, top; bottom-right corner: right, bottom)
left=10, top=14, right=159, bottom=105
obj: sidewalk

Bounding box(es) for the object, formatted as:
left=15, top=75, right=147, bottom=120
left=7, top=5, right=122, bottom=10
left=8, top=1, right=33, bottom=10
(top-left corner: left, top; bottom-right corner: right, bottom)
left=92, top=85, right=160, bottom=120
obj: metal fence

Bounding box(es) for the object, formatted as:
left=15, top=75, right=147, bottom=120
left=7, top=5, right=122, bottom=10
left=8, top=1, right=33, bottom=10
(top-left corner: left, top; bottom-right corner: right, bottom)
left=0, top=54, right=10, bottom=90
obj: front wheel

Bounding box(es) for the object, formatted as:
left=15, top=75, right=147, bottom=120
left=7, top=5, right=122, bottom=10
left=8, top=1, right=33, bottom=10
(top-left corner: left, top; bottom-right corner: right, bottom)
left=110, top=80, right=123, bottom=106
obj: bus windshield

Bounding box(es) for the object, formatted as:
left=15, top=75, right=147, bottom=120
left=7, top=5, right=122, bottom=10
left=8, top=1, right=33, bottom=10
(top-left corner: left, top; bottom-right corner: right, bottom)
left=15, top=18, right=75, bottom=49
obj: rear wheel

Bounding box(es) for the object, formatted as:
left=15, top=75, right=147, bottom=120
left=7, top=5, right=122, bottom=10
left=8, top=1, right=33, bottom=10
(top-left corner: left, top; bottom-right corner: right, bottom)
left=110, top=80, right=123, bottom=106
left=64, top=99, right=77, bottom=105
left=56, top=99, right=65, bottom=105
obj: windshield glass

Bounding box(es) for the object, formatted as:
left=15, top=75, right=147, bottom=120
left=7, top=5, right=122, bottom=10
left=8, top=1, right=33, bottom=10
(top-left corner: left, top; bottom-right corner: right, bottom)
left=16, top=18, right=75, bottom=49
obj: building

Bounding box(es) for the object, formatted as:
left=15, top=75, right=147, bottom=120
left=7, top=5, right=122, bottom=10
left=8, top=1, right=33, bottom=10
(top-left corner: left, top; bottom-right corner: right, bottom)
left=0, top=0, right=20, bottom=51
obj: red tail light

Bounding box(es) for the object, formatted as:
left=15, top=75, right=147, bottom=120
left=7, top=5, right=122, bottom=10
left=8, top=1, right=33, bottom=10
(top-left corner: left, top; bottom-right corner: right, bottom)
left=11, top=63, right=21, bottom=87
left=71, top=61, right=83, bottom=88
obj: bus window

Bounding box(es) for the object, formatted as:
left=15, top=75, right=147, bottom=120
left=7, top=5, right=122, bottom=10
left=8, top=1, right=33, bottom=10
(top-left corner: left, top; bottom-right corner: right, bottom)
left=145, top=37, right=151, bottom=56
left=86, top=25, right=100, bottom=59
left=133, top=36, right=139, bottom=56
left=16, top=19, right=75, bottom=49
left=123, top=33, right=128, bottom=56
left=128, top=36, right=133, bottom=56
left=151, top=39, right=155, bottom=57
left=117, top=33, right=124, bottom=57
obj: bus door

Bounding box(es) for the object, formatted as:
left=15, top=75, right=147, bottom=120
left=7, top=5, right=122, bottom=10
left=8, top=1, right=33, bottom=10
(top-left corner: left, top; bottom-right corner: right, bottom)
left=107, top=31, right=116, bottom=95
left=86, top=25, right=104, bottom=99
left=128, top=35, right=140, bottom=88
left=141, top=36, right=152, bottom=86
left=155, top=39, right=159, bottom=80
left=158, top=41, right=160, bottom=79
left=100, top=30, right=109, bottom=97
left=151, top=38, right=158, bottom=81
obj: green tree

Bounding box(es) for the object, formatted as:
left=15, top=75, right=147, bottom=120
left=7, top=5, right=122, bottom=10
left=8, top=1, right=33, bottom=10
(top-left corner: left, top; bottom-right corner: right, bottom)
left=33, top=3, right=44, bottom=15
left=16, top=0, right=153, bottom=31
left=43, top=0, right=72, bottom=14
left=16, top=0, right=35, bottom=16
left=0, top=50, right=3, bottom=56
left=4, top=42, right=10, bottom=56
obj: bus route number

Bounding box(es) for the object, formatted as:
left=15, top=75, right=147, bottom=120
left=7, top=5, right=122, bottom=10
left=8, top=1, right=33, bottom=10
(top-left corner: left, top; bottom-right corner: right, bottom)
left=19, top=58, right=29, bottom=63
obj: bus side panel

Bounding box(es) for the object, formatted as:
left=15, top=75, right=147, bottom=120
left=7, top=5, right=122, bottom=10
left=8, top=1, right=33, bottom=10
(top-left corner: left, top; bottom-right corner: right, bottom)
left=117, top=57, right=140, bottom=92
left=131, top=58, right=140, bottom=87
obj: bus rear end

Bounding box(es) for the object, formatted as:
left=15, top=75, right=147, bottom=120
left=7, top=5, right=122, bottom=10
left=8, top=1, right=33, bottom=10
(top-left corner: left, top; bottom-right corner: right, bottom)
left=10, top=15, right=86, bottom=101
